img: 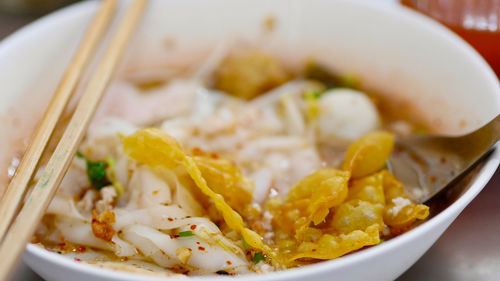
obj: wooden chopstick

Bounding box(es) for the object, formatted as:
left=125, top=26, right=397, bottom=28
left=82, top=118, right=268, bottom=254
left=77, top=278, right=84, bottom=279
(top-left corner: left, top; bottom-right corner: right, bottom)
left=0, top=1, right=148, bottom=280
left=0, top=0, right=117, bottom=242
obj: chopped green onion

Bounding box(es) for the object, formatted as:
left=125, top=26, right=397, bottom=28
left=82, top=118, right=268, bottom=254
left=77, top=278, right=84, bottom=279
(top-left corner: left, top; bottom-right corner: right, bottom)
left=179, top=231, right=194, bottom=237
left=86, top=160, right=110, bottom=190
left=76, top=151, right=84, bottom=159
left=104, top=156, right=116, bottom=167
left=253, top=252, right=266, bottom=264
left=104, top=156, right=125, bottom=195
left=304, top=89, right=323, bottom=100
left=77, top=152, right=114, bottom=191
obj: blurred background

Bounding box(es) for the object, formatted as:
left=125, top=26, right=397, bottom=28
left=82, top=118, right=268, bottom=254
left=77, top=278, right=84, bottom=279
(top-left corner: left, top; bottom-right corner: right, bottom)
left=2, top=0, right=499, bottom=280
left=0, top=0, right=498, bottom=76
left=403, top=0, right=500, bottom=77
left=0, top=0, right=78, bottom=38
left=0, top=0, right=79, bottom=16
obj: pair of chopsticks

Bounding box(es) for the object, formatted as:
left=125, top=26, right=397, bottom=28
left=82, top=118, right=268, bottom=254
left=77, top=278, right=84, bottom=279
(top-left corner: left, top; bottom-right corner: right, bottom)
left=0, top=0, right=148, bottom=280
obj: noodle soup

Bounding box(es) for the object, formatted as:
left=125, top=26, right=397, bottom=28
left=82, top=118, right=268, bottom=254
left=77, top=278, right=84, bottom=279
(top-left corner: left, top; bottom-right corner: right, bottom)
left=27, top=47, right=430, bottom=276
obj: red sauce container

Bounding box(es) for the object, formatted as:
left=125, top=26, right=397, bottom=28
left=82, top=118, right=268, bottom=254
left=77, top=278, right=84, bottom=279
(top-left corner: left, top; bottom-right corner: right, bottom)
left=402, top=0, right=500, bottom=77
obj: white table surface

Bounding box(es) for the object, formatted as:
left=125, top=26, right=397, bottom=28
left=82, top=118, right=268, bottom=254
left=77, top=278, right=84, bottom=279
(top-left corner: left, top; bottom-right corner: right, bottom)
left=3, top=1, right=500, bottom=280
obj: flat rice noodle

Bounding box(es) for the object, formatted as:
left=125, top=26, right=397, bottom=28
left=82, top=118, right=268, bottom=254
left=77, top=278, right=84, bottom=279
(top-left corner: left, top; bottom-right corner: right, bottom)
left=162, top=170, right=204, bottom=217
left=54, top=216, right=140, bottom=256
left=116, top=209, right=245, bottom=257
left=381, top=171, right=429, bottom=228
left=112, top=235, right=139, bottom=257
left=123, top=129, right=275, bottom=260
left=47, top=196, right=88, bottom=221
left=122, top=224, right=248, bottom=273
left=290, top=224, right=380, bottom=261
left=114, top=207, right=237, bottom=255
left=55, top=217, right=112, bottom=250
left=342, top=131, right=394, bottom=179
left=113, top=205, right=189, bottom=230
left=280, top=94, right=305, bottom=136
left=121, top=225, right=178, bottom=267
left=128, top=165, right=172, bottom=208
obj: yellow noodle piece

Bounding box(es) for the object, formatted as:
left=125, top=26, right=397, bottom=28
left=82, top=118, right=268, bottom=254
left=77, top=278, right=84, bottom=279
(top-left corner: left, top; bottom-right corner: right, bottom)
left=381, top=171, right=429, bottom=228
left=331, top=171, right=387, bottom=233
left=331, top=200, right=384, bottom=234
left=342, top=131, right=394, bottom=178
left=215, top=50, right=289, bottom=100
left=289, top=169, right=350, bottom=225
left=290, top=224, right=380, bottom=261
left=270, top=169, right=349, bottom=238
left=347, top=171, right=386, bottom=204
left=123, top=129, right=275, bottom=259
left=193, top=156, right=254, bottom=213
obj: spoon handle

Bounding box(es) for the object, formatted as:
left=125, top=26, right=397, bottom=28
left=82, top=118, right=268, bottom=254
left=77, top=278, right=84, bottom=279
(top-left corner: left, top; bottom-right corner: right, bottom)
left=390, top=114, right=500, bottom=203
left=454, top=114, right=500, bottom=162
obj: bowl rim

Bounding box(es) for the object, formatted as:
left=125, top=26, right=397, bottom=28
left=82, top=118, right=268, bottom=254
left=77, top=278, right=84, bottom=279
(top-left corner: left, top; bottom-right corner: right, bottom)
left=14, top=0, right=500, bottom=280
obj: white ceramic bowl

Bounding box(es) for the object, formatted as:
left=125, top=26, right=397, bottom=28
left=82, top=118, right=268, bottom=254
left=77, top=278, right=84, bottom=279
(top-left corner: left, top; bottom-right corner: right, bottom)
left=0, top=0, right=498, bottom=280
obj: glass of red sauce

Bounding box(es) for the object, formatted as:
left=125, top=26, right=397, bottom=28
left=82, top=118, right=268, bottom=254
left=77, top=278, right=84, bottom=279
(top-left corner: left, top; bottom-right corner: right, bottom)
left=401, top=0, right=500, bottom=77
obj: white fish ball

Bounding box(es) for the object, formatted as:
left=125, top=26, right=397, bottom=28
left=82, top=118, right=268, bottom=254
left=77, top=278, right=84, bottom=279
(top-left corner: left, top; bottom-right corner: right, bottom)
left=318, top=88, right=380, bottom=141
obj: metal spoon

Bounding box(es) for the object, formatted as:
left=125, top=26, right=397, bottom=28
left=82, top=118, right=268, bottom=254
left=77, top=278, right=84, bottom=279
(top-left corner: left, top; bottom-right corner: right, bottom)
left=388, top=115, right=500, bottom=204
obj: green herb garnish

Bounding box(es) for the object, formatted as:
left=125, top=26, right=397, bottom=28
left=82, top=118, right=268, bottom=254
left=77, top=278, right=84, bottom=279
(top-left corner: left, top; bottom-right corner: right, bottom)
left=86, top=160, right=111, bottom=190
left=104, top=156, right=125, bottom=195
left=304, top=89, right=324, bottom=100
left=179, top=231, right=194, bottom=237
left=76, top=151, right=111, bottom=190
left=253, top=252, right=266, bottom=264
